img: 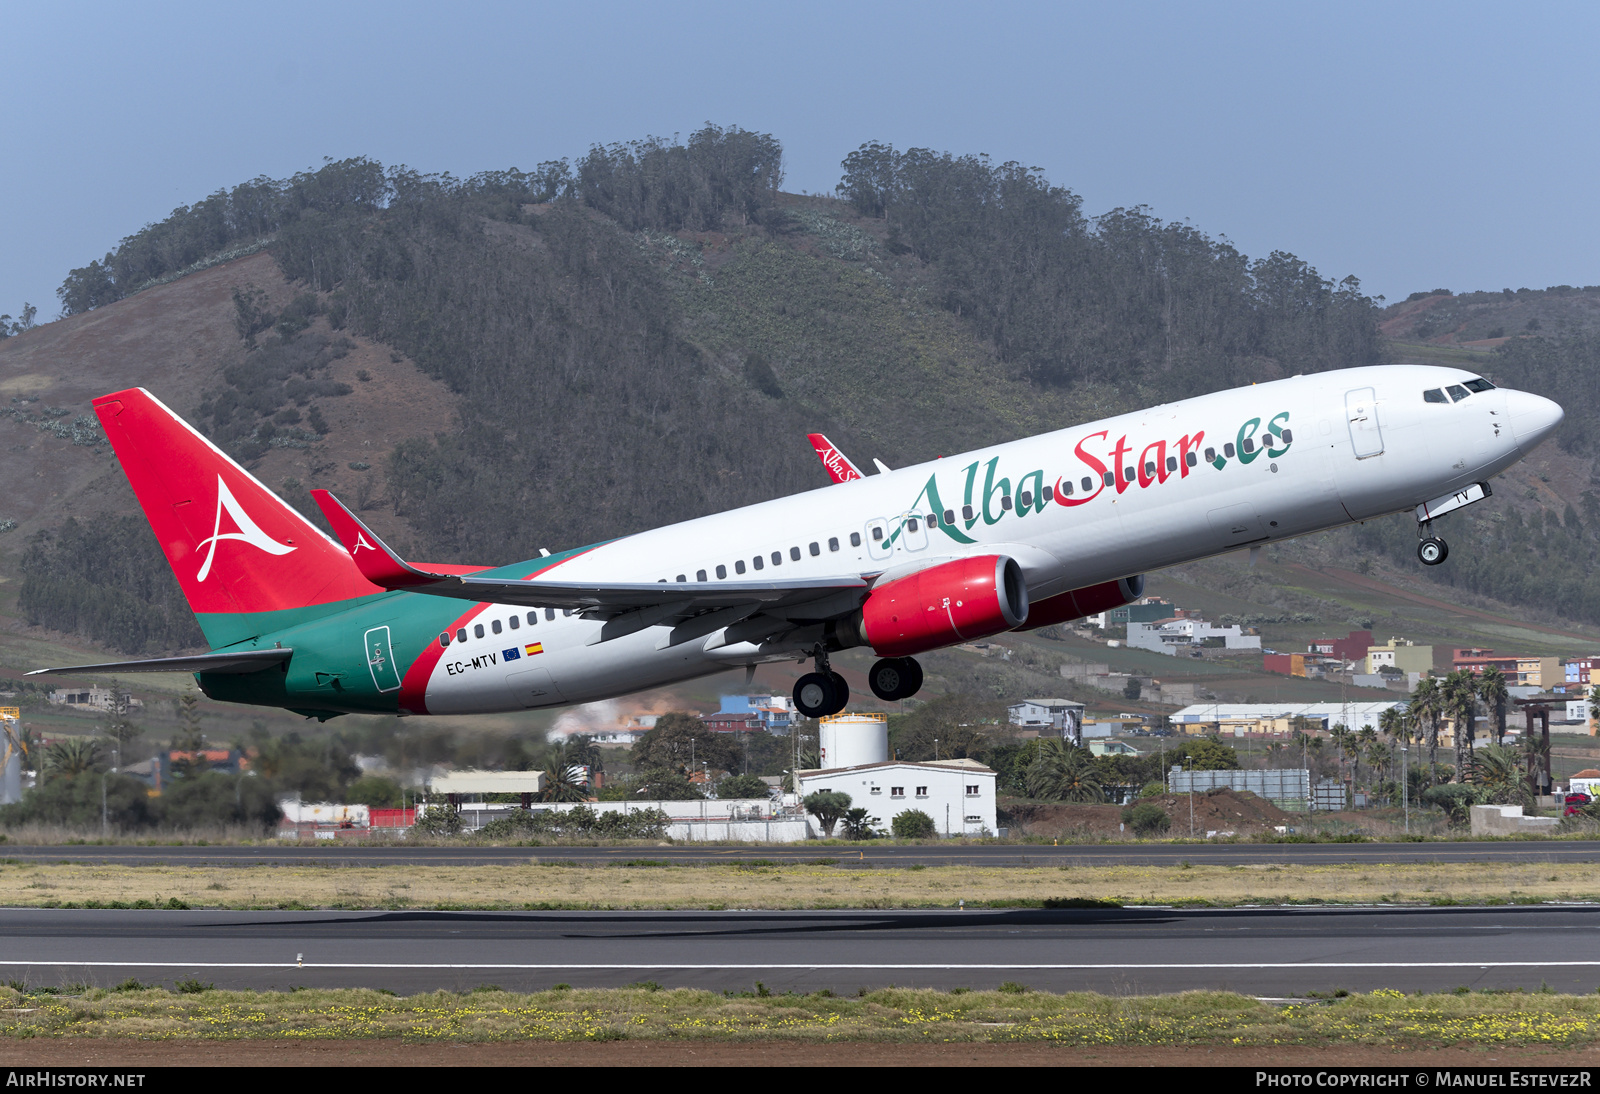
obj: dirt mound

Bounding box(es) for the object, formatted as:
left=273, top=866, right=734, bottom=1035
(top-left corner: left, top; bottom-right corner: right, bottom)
left=1004, top=788, right=1294, bottom=840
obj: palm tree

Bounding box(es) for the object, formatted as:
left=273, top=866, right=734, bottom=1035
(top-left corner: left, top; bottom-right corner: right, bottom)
left=1441, top=670, right=1479, bottom=781
left=42, top=737, right=102, bottom=779
left=1472, top=744, right=1531, bottom=807
left=1480, top=666, right=1510, bottom=746
left=1409, top=677, right=1443, bottom=784
left=539, top=747, right=589, bottom=803
left=1025, top=739, right=1103, bottom=803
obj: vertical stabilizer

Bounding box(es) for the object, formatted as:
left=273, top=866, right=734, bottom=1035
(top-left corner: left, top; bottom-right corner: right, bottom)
left=93, top=388, right=379, bottom=646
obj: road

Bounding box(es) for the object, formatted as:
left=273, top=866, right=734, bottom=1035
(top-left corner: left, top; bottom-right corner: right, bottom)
left=4, top=840, right=1599, bottom=867
left=4, top=905, right=1597, bottom=996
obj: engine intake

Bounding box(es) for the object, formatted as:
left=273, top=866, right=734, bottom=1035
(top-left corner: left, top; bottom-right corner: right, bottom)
left=1016, top=575, right=1145, bottom=630
left=856, top=555, right=1028, bottom=657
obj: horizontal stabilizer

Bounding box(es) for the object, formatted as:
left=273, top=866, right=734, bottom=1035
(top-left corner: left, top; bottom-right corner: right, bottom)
left=26, top=648, right=293, bottom=677
left=311, top=489, right=867, bottom=618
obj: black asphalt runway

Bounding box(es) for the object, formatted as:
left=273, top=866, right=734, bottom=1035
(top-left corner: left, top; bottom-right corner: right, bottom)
left=4, top=905, right=1597, bottom=997
left=4, top=840, right=1599, bottom=867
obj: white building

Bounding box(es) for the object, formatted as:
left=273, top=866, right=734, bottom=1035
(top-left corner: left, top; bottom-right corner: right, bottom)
left=1171, top=701, right=1405, bottom=728
left=1008, top=699, right=1084, bottom=736
left=797, top=758, right=997, bottom=837
left=1127, top=618, right=1261, bottom=656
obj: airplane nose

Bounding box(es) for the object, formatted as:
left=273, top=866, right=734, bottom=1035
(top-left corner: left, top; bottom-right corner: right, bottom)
left=1503, top=389, right=1564, bottom=455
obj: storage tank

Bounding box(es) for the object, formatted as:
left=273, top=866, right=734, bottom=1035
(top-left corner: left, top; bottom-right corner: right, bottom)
left=818, top=713, right=889, bottom=770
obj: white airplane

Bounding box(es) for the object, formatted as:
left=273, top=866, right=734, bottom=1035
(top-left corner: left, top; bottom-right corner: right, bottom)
left=30, top=366, right=1562, bottom=722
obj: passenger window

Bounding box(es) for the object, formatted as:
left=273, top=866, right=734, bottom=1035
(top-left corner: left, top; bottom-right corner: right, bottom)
left=1185, top=451, right=1198, bottom=467
left=943, top=509, right=955, bottom=525
left=1223, top=443, right=1235, bottom=458
left=999, top=497, right=1011, bottom=511
left=1447, top=384, right=1471, bottom=401
left=1081, top=477, right=1093, bottom=491
left=1241, top=438, right=1255, bottom=453
left=1019, top=490, right=1033, bottom=507
left=962, top=505, right=975, bottom=520
left=789, top=546, right=801, bottom=561
left=438, top=633, right=450, bottom=648
left=809, top=542, right=820, bottom=556
left=753, top=555, right=764, bottom=570
left=1204, top=447, right=1215, bottom=462
left=772, top=551, right=783, bottom=565
left=676, top=574, right=687, bottom=582
left=736, top=559, right=747, bottom=574
left=528, top=612, right=538, bottom=625
left=1061, top=480, right=1074, bottom=496
left=509, top=615, right=519, bottom=630
left=1279, top=429, right=1294, bottom=443
left=1166, top=457, right=1177, bottom=473
left=1464, top=378, right=1495, bottom=392
left=850, top=532, right=861, bottom=547
left=927, top=513, right=938, bottom=527
left=696, top=569, right=707, bottom=582
left=871, top=526, right=884, bottom=541
left=1123, top=465, right=1134, bottom=482
left=716, top=564, right=727, bottom=579
left=1103, top=471, right=1115, bottom=486
left=907, top=517, right=921, bottom=532
left=545, top=609, right=555, bottom=621
left=1424, top=388, right=1448, bottom=403
left=492, top=619, right=503, bottom=634
left=828, top=537, right=839, bottom=551
left=474, top=623, right=485, bottom=639
left=456, top=628, right=467, bottom=643
left=563, top=609, right=572, bottom=617
left=1144, top=461, right=1156, bottom=476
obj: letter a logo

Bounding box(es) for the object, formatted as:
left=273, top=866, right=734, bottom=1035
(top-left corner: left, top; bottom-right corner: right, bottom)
left=196, top=475, right=296, bottom=581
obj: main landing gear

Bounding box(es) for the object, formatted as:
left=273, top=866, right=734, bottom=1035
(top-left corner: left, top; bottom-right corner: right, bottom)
left=868, top=656, right=924, bottom=702
left=793, top=646, right=851, bottom=719
left=1417, top=519, right=1449, bottom=567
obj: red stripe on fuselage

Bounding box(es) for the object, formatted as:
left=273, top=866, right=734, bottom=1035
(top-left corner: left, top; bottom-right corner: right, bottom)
left=395, top=549, right=597, bottom=714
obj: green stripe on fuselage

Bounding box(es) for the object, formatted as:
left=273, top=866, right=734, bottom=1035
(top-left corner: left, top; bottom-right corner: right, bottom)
left=193, top=544, right=599, bottom=718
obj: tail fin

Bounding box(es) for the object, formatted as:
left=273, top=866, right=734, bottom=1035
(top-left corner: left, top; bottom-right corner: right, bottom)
left=94, top=388, right=378, bottom=646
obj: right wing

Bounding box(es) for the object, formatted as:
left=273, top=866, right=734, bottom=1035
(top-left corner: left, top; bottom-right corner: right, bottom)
left=27, top=648, right=292, bottom=677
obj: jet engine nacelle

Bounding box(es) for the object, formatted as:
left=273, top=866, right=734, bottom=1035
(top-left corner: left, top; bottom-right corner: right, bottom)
left=1015, top=575, right=1145, bottom=631
left=856, top=555, right=1029, bottom=657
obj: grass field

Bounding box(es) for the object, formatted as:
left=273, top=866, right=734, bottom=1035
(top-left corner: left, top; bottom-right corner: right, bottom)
left=3, top=982, right=1600, bottom=1050
left=5, top=859, right=1599, bottom=910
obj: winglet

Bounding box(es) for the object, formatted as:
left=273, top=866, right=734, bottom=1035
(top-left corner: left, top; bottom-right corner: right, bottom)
left=806, top=433, right=865, bottom=483
left=310, top=489, right=448, bottom=590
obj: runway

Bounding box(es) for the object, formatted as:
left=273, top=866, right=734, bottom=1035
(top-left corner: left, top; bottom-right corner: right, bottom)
left=5, top=840, right=1600, bottom=868
left=5, top=904, right=1597, bottom=997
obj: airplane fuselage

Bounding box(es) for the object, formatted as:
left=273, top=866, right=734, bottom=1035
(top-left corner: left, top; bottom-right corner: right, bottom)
left=193, top=363, right=1558, bottom=719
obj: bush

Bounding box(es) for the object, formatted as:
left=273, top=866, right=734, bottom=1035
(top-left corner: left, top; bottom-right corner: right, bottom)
left=413, top=803, right=463, bottom=836
left=1121, top=802, right=1171, bottom=837
left=715, top=773, right=769, bottom=800
left=891, top=809, right=937, bottom=839
left=1137, top=781, right=1166, bottom=799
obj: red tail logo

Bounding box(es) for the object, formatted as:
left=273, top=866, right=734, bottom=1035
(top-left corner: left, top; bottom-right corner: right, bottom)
left=806, top=433, right=864, bottom=483
left=196, top=475, right=297, bottom=581
left=94, top=388, right=377, bottom=621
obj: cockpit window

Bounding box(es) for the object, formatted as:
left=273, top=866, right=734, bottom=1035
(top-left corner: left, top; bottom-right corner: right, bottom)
left=1464, top=378, right=1496, bottom=393
left=1446, top=384, right=1471, bottom=401
left=1423, top=388, right=1448, bottom=403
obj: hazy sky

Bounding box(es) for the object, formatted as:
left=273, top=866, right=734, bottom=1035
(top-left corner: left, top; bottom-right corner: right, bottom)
left=4, top=1, right=1597, bottom=321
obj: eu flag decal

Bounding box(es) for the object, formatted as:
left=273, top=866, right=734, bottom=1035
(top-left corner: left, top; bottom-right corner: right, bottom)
left=503, top=647, right=521, bottom=661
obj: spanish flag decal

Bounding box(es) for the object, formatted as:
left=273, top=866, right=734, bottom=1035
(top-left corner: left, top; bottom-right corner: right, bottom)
left=524, top=643, right=544, bottom=656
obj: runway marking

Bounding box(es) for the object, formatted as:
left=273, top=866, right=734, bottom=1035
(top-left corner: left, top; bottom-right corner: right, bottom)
left=0, top=960, right=1594, bottom=971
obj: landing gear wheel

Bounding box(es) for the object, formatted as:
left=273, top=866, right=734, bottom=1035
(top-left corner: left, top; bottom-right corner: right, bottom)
left=794, top=672, right=841, bottom=718
left=1417, top=537, right=1449, bottom=566
left=868, top=657, right=924, bottom=701
left=827, top=672, right=850, bottom=715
